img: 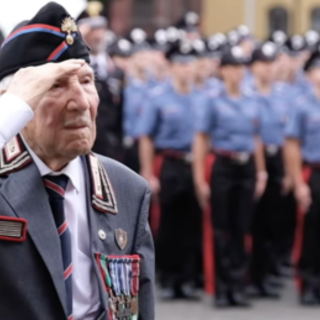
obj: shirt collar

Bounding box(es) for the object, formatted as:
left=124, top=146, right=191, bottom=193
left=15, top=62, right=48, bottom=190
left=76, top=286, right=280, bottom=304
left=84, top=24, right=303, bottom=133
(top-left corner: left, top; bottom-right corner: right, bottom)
left=21, top=135, right=82, bottom=193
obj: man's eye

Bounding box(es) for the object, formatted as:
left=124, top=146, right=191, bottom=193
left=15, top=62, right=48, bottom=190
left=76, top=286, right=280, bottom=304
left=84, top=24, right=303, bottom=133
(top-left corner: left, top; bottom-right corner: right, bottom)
left=82, top=77, right=92, bottom=84
left=51, top=83, right=61, bottom=89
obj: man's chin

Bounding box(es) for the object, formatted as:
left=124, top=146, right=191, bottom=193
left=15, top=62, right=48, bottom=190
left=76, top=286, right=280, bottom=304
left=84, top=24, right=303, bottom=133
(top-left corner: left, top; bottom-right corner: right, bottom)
left=64, top=140, right=93, bottom=157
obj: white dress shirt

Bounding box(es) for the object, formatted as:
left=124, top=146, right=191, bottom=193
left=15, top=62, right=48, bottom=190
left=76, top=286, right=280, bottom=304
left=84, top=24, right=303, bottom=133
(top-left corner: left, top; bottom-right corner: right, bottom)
left=0, top=93, right=33, bottom=150
left=0, top=93, right=101, bottom=319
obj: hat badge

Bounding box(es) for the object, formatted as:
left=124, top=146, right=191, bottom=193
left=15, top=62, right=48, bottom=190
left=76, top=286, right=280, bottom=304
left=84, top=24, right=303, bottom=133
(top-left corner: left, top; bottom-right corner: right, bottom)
left=61, top=17, right=78, bottom=45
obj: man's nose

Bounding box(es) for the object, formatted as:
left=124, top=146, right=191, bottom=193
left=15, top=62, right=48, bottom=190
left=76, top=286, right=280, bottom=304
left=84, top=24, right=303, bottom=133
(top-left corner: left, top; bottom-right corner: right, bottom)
left=67, top=82, right=90, bottom=112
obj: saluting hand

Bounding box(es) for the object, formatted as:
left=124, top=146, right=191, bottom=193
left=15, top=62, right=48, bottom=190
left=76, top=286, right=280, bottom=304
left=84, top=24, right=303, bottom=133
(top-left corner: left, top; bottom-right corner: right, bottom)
left=7, top=59, right=85, bottom=110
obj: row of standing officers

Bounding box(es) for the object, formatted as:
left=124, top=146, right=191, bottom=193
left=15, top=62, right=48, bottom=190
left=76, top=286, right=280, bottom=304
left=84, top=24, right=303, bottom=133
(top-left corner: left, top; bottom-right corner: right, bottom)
left=84, top=12, right=320, bottom=308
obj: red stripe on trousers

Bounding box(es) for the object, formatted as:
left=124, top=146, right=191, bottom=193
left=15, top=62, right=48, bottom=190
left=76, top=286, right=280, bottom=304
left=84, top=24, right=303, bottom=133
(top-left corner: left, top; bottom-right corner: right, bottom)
left=292, top=166, right=312, bottom=291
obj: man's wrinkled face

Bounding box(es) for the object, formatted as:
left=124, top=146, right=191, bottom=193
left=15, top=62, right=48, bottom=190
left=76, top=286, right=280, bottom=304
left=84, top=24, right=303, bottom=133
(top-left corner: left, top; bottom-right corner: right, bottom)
left=22, top=63, right=99, bottom=161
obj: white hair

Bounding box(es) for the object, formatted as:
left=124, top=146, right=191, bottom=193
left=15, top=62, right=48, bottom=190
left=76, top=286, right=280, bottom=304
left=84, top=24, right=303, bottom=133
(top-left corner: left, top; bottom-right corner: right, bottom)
left=0, top=74, right=14, bottom=92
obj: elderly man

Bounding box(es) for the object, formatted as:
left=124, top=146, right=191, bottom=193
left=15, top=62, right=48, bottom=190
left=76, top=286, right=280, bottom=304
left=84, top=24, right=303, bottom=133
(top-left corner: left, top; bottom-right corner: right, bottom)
left=0, top=2, right=155, bottom=320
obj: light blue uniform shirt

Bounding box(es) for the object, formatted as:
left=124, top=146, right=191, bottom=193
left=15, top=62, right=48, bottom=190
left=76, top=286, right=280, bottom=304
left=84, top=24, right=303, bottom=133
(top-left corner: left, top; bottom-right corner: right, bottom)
left=244, top=82, right=289, bottom=146
left=123, top=78, right=149, bottom=138
left=138, top=82, right=201, bottom=152
left=286, top=89, right=320, bottom=163
left=195, top=86, right=261, bottom=153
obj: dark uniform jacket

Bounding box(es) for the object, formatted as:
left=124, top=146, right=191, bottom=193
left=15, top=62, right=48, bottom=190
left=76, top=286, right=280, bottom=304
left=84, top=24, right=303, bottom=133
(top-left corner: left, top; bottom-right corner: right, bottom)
left=93, top=63, right=125, bottom=161
left=0, top=135, right=155, bottom=320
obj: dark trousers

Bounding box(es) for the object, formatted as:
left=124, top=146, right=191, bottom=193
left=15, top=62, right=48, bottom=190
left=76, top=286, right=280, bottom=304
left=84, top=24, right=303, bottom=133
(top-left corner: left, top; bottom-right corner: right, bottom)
left=210, top=155, right=255, bottom=295
left=298, top=167, right=320, bottom=290
left=251, top=149, right=284, bottom=284
left=156, top=158, right=202, bottom=288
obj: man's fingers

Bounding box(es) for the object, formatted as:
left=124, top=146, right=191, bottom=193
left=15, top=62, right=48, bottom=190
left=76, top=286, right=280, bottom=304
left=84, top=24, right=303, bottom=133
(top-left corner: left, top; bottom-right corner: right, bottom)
left=52, top=59, right=85, bottom=77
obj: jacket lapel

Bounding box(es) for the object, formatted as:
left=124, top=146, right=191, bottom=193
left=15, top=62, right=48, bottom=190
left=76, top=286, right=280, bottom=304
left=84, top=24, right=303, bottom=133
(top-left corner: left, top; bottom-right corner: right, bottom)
left=0, top=162, right=67, bottom=315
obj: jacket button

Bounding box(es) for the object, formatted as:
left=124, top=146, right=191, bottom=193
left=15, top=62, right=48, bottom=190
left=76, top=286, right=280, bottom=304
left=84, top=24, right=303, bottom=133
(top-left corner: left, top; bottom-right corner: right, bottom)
left=98, top=230, right=106, bottom=240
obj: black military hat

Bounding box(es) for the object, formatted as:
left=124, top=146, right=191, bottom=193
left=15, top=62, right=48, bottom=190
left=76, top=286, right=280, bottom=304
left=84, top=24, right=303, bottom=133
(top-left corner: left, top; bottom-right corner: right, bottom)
left=0, top=2, right=90, bottom=81
left=129, top=28, right=151, bottom=54
left=77, top=0, right=107, bottom=29
left=227, top=30, right=241, bottom=46
left=305, top=30, right=320, bottom=52
left=149, top=29, right=170, bottom=52
left=220, top=45, right=248, bottom=66
left=284, top=34, right=307, bottom=56
left=166, top=27, right=184, bottom=44
left=269, top=30, right=288, bottom=48
left=175, top=11, right=200, bottom=33
left=205, top=34, right=227, bottom=59
left=304, top=46, right=320, bottom=71
left=251, top=41, right=278, bottom=63
left=108, top=38, right=132, bottom=58
left=237, top=25, right=252, bottom=42
left=165, top=40, right=196, bottom=63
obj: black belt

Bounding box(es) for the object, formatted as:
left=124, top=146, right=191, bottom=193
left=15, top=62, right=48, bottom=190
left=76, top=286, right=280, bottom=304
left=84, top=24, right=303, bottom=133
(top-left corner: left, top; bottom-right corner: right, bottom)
left=214, top=150, right=252, bottom=165
left=157, top=150, right=193, bottom=164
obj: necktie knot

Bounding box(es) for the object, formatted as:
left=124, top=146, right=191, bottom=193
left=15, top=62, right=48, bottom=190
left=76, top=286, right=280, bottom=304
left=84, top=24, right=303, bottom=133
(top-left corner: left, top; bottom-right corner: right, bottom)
left=43, top=174, right=69, bottom=199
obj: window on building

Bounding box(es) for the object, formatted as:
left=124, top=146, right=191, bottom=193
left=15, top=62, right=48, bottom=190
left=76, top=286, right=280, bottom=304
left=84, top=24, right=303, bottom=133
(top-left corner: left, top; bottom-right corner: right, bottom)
left=132, top=0, right=156, bottom=29
left=311, top=7, right=320, bottom=33
left=269, top=7, right=289, bottom=34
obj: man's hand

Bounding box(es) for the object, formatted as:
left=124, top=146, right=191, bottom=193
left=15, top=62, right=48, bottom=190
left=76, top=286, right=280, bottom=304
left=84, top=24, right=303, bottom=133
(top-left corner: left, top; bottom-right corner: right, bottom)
left=7, top=59, right=85, bottom=110
left=195, top=180, right=211, bottom=210
left=295, top=183, right=311, bottom=212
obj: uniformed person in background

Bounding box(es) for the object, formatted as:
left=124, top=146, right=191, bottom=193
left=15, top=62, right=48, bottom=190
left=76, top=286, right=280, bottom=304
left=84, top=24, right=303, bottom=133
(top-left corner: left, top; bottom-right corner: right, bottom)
left=108, top=37, right=133, bottom=73
left=148, top=29, right=170, bottom=85
left=192, top=38, right=222, bottom=92
left=248, top=41, right=290, bottom=298
left=138, top=40, right=202, bottom=300
left=285, top=49, right=320, bottom=305
left=78, top=2, right=126, bottom=161
left=175, top=11, right=201, bottom=41
left=193, top=45, right=267, bottom=307
left=123, top=28, right=153, bottom=173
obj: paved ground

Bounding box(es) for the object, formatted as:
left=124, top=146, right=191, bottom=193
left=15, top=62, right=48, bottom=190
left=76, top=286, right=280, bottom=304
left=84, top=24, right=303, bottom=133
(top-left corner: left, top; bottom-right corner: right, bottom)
left=155, top=281, right=320, bottom=320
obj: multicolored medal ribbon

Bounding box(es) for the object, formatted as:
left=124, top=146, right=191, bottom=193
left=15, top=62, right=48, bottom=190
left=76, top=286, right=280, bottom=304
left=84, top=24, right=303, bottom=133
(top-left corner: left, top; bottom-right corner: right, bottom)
left=96, top=253, right=140, bottom=320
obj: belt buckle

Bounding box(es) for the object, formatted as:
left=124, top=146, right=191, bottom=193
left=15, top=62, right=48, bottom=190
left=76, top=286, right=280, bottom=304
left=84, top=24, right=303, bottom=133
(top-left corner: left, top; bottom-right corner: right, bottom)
left=123, top=136, right=134, bottom=148
left=234, top=152, right=250, bottom=164
left=266, top=145, right=278, bottom=156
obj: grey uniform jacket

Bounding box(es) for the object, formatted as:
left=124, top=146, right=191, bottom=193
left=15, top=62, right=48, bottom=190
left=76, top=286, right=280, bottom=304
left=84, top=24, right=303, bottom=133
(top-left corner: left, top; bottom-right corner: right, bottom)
left=0, top=135, right=155, bottom=320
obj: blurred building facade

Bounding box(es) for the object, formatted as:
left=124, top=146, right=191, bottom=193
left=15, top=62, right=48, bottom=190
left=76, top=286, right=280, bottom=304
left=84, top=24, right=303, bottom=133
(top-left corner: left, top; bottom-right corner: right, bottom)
left=107, top=0, right=201, bottom=35
left=202, top=0, right=320, bottom=38
left=107, top=0, right=320, bottom=38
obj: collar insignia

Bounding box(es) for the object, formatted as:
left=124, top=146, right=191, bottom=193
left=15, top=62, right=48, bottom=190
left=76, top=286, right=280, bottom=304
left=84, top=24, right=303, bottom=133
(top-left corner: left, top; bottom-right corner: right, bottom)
left=61, top=17, right=78, bottom=45
left=87, top=153, right=118, bottom=215
left=0, top=135, right=32, bottom=176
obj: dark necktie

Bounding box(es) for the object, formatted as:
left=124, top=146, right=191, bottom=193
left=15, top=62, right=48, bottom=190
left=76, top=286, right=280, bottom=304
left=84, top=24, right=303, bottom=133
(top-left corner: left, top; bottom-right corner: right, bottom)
left=43, top=174, right=73, bottom=320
